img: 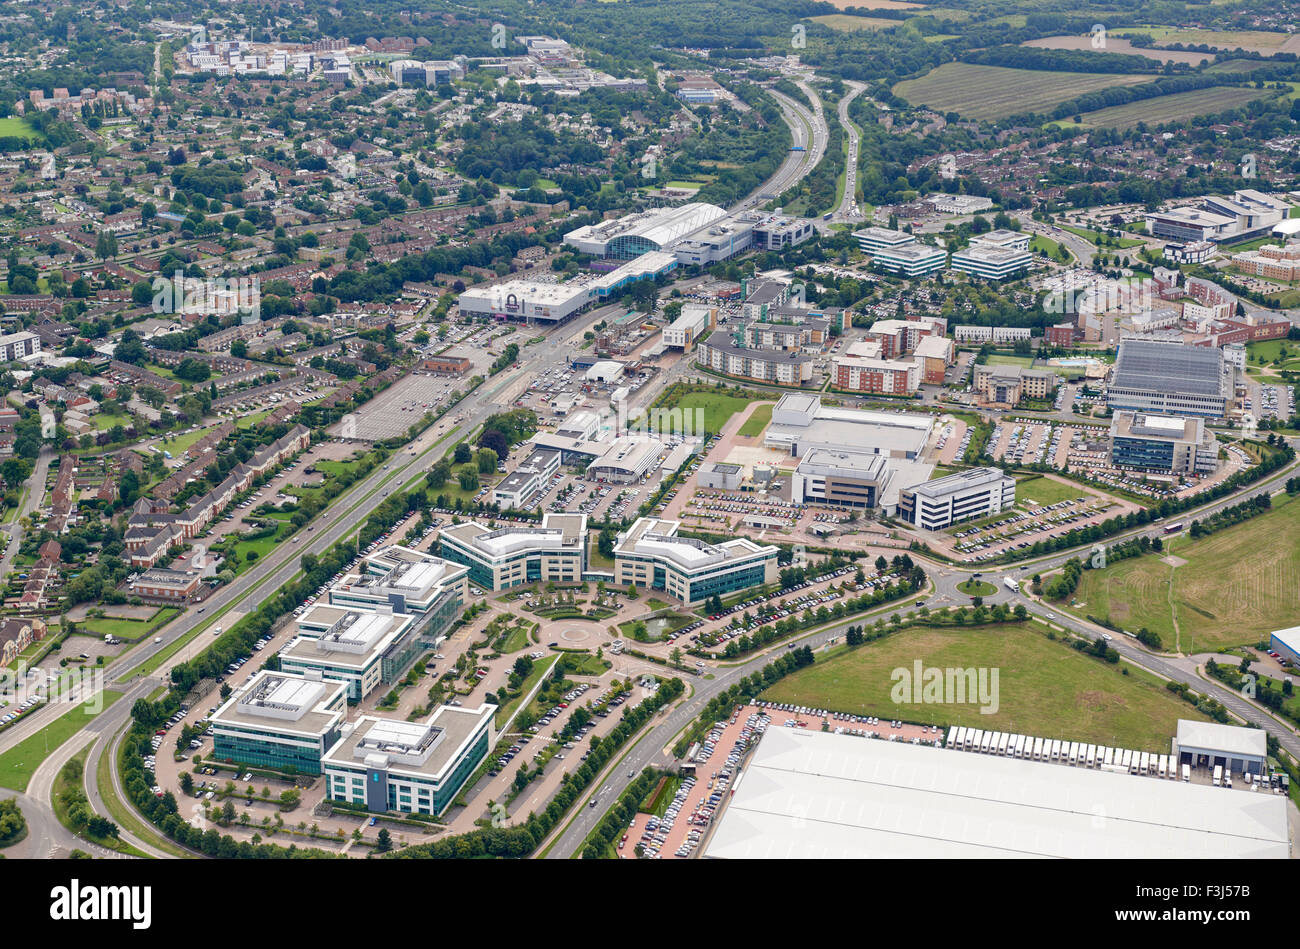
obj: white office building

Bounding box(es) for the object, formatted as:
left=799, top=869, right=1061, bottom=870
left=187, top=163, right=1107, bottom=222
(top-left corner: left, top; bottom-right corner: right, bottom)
left=898, top=467, right=1016, bottom=530
left=211, top=671, right=348, bottom=775
left=438, top=512, right=588, bottom=591
left=279, top=604, right=415, bottom=701
left=493, top=448, right=561, bottom=509
left=324, top=704, right=496, bottom=816
left=613, top=516, right=778, bottom=605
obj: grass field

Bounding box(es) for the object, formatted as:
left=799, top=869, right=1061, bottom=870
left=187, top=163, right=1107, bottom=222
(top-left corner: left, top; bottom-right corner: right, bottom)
left=810, top=13, right=900, bottom=30
left=0, top=116, right=44, bottom=145
left=819, top=0, right=919, bottom=8
left=983, top=354, right=1033, bottom=368
left=653, top=388, right=757, bottom=435
left=1021, top=35, right=1213, bottom=66
left=80, top=607, right=180, bottom=641
left=738, top=403, right=773, bottom=438
left=893, top=63, right=1150, bottom=121
left=1049, top=86, right=1275, bottom=131
left=956, top=579, right=997, bottom=597
left=760, top=623, right=1207, bottom=751
left=0, top=692, right=123, bottom=792
left=1014, top=474, right=1090, bottom=509
left=1071, top=495, right=1300, bottom=652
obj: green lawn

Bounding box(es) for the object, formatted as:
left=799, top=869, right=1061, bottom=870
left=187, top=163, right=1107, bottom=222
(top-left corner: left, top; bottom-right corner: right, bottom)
left=1070, top=494, right=1300, bottom=652
left=761, top=624, right=1206, bottom=751
left=652, top=387, right=760, bottom=435
left=956, top=579, right=997, bottom=597
left=0, top=692, right=123, bottom=792
left=1014, top=474, right=1091, bottom=508
left=983, top=354, right=1033, bottom=368
left=1059, top=224, right=1146, bottom=248
left=738, top=403, right=774, bottom=438
left=79, top=608, right=180, bottom=641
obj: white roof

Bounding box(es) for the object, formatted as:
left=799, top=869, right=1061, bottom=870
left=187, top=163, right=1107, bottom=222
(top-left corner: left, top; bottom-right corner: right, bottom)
left=1273, top=625, right=1300, bottom=654
left=704, top=728, right=1288, bottom=859
left=1175, top=720, right=1268, bottom=759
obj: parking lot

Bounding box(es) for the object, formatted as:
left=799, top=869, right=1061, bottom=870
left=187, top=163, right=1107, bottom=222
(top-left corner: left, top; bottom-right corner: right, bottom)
left=337, top=372, right=463, bottom=441
left=627, top=701, right=943, bottom=858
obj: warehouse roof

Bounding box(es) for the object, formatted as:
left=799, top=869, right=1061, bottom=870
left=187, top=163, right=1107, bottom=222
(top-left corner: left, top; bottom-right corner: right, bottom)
left=704, top=728, right=1288, bottom=859
left=1175, top=720, right=1268, bottom=759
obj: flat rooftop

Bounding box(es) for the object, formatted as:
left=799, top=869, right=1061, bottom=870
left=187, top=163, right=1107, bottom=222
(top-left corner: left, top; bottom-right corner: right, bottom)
left=1111, top=340, right=1226, bottom=398
left=326, top=704, right=493, bottom=779
left=213, top=671, right=346, bottom=735
left=704, top=727, right=1289, bottom=859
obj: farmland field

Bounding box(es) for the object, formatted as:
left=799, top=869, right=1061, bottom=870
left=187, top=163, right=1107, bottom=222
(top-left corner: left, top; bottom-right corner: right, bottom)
left=1021, top=35, right=1213, bottom=66
left=1050, top=86, right=1275, bottom=131
left=818, top=0, right=919, bottom=9
left=811, top=14, right=900, bottom=31
left=760, top=623, right=1208, bottom=751
left=892, top=64, right=1149, bottom=121
left=1114, top=27, right=1300, bottom=57
left=1070, top=495, right=1300, bottom=653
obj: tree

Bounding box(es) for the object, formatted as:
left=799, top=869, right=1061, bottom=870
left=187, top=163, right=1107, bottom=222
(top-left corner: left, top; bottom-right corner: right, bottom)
left=458, top=469, right=480, bottom=492
left=454, top=442, right=472, bottom=464
left=476, top=447, right=498, bottom=474
left=95, top=230, right=118, bottom=261
left=375, top=828, right=393, bottom=852
left=874, top=556, right=888, bottom=573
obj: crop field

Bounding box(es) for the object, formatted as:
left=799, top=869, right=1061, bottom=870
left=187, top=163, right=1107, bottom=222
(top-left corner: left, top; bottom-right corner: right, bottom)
left=892, top=64, right=1149, bottom=121
left=760, top=623, right=1207, bottom=751
left=1021, top=35, right=1213, bottom=66
left=1071, top=495, right=1300, bottom=653
left=1115, top=27, right=1300, bottom=56
left=1053, top=86, right=1275, bottom=131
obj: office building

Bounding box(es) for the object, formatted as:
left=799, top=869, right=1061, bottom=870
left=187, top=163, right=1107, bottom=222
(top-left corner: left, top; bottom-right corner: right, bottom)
left=493, top=448, right=561, bottom=509
left=869, top=242, right=947, bottom=277
left=279, top=604, right=416, bottom=701
left=329, top=546, right=468, bottom=616
left=898, top=467, right=1015, bottom=530
left=663, top=304, right=715, bottom=349
left=211, top=671, right=348, bottom=775
left=926, top=194, right=994, bottom=215
left=1145, top=206, right=1236, bottom=243
left=438, top=512, right=588, bottom=591
left=973, top=364, right=1057, bottom=407
left=0, top=331, right=41, bottom=362
left=323, top=704, right=495, bottom=816
left=950, top=243, right=1032, bottom=280
left=1107, top=339, right=1229, bottom=418
left=852, top=226, right=916, bottom=254
left=697, top=461, right=743, bottom=490
left=1109, top=412, right=1217, bottom=476
left=792, top=450, right=891, bottom=509
left=613, top=517, right=777, bottom=605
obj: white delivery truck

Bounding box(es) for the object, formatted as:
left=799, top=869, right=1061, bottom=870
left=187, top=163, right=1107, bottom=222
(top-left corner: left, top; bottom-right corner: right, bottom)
left=1032, top=737, right=1044, bottom=760
left=1003, top=576, right=1019, bottom=593
left=997, top=733, right=1010, bottom=756
left=1213, top=764, right=1223, bottom=787
left=1182, top=763, right=1191, bottom=782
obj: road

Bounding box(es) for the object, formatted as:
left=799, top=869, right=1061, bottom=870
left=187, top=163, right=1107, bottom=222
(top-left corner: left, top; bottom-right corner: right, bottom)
left=0, top=446, right=53, bottom=581
left=832, top=81, right=867, bottom=222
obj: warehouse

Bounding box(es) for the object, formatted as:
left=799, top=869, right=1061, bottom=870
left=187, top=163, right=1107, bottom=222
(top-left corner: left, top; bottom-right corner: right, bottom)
left=1269, top=625, right=1300, bottom=667
left=898, top=467, right=1016, bottom=530
left=763, top=394, right=933, bottom=459
left=1107, top=339, right=1230, bottom=418
left=703, top=727, right=1289, bottom=859
left=1173, top=720, right=1268, bottom=778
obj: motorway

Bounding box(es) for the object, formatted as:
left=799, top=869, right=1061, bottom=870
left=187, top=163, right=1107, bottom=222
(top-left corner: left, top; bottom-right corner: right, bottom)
left=832, top=81, right=867, bottom=222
